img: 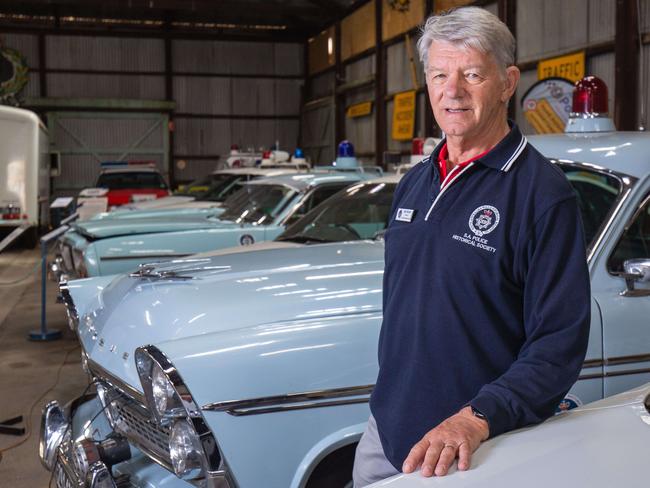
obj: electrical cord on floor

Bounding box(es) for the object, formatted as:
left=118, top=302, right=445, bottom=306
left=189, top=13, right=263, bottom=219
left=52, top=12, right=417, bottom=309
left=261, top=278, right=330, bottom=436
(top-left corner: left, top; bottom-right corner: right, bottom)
left=0, top=260, right=42, bottom=286
left=47, top=380, right=112, bottom=488
left=0, top=343, right=81, bottom=464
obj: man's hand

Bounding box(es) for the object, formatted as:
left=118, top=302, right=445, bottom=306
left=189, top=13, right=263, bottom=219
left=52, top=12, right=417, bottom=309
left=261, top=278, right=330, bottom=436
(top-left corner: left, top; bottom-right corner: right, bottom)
left=402, top=406, right=489, bottom=477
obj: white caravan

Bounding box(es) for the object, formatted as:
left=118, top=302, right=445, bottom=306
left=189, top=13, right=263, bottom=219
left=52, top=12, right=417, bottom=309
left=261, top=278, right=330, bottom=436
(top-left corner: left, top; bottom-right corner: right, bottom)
left=0, top=105, right=51, bottom=246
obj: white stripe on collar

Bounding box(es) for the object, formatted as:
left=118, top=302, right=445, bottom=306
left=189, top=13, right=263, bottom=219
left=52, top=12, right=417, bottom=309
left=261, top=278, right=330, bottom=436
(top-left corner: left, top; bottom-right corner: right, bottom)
left=500, top=134, right=528, bottom=172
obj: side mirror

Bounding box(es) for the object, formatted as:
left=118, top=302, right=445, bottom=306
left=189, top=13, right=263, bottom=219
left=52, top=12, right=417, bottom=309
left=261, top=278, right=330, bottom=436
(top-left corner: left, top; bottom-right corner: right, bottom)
left=620, top=258, right=650, bottom=297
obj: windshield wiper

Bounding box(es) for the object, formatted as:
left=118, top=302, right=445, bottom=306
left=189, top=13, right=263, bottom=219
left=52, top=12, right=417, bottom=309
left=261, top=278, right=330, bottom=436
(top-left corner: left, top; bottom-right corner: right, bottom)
left=277, top=234, right=332, bottom=244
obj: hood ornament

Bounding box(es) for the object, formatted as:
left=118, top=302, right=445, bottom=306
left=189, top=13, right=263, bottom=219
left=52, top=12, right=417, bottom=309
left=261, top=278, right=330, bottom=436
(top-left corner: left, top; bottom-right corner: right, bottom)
left=130, top=258, right=231, bottom=280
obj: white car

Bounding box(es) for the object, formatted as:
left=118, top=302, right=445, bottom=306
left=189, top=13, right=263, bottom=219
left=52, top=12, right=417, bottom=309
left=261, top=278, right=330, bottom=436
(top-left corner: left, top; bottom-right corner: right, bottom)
left=368, top=382, right=650, bottom=487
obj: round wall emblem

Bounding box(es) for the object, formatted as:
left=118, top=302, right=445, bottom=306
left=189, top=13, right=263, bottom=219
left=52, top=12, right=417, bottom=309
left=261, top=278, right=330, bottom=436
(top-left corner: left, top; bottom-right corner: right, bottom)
left=239, top=234, right=255, bottom=246
left=388, top=0, right=410, bottom=12
left=468, top=205, right=500, bottom=237
left=0, top=45, right=28, bottom=104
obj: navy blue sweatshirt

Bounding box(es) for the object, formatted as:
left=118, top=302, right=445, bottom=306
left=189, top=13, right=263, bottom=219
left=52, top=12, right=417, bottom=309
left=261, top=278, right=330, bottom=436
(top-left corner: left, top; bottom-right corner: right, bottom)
left=370, top=123, right=590, bottom=469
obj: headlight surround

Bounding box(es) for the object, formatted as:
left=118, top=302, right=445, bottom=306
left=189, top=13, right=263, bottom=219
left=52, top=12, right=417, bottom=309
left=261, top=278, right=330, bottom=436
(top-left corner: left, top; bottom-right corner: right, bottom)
left=135, top=350, right=185, bottom=423
left=134, top=345, right=223, bottom=482
left=169, top=418, right=207, bottom=480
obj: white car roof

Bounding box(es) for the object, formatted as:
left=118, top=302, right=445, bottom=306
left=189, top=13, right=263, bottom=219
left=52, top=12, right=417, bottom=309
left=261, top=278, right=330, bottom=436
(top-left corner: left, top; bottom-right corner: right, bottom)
left=210, top=167, right=299, bottom=177
left=529, top=131, right=650, bottom=179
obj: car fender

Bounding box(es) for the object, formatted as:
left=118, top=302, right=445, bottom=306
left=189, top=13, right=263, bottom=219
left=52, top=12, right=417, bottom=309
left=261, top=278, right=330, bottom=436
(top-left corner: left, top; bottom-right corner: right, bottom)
left=291, top=421, right=366, bottom=488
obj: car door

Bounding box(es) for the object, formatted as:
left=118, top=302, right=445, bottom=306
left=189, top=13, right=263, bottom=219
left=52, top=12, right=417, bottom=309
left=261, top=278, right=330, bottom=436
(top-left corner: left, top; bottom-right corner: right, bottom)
left=590, top=180, right=650, bottom=398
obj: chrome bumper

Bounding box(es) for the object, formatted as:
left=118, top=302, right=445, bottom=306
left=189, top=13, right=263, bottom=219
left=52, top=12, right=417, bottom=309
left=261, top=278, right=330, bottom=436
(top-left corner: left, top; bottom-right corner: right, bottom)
left=40, top=400, right=119, bottom=488
left=41, top=397, right=234, bottom=488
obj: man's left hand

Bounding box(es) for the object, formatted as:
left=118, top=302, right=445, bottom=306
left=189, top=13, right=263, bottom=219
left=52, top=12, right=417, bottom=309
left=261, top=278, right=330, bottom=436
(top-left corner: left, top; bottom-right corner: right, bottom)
left=402, top=406, right=489, bottom=477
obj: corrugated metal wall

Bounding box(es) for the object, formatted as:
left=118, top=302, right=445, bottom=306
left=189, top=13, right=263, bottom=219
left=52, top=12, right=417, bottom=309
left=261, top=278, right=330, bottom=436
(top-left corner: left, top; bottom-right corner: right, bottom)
left=171, top=40, right=303, bottom=181
left=515, top=0, right=617, bottom=134
left=640, top=0, right=650, bottom=130
left=1, top=32, right=304, bottom=187
left=344, top=55, right=376, bottom=161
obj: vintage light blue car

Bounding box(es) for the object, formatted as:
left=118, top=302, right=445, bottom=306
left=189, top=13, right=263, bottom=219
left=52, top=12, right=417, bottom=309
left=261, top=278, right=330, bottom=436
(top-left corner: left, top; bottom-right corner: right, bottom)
left=92, top=167, right=304, bottom=222
left=366, top=382, right=650, bottom=487
left=55, top=170, right=373, bottom=278
left=41, top=128, right=650, bottom=488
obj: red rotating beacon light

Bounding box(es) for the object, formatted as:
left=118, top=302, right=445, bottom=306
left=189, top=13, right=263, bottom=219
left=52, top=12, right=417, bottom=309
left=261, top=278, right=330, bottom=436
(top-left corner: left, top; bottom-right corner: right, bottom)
left=571, top=76, right=609, bottom=115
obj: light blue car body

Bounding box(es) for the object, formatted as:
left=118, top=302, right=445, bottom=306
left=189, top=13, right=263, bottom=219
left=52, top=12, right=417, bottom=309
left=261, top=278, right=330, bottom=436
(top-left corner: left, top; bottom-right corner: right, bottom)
left=57, top=171, right=370, bottom=277
left=54, top=132, right=650, bottom=488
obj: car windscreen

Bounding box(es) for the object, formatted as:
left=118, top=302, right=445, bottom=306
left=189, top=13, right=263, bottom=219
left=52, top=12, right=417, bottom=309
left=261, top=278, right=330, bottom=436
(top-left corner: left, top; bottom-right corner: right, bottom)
left=560, top=165, right=622, bottom=248
left=218, top=183, right=297, bottom=225
left=200, top=174, right=248, bottom=202
left=96, top=172, right=168, bottom=190
left=277, top=181, right=396, bottom=243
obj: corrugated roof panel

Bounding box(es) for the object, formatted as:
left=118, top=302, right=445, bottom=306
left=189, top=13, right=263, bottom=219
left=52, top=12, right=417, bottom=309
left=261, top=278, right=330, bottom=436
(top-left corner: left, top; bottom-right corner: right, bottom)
left=47, top=73, right=165, bottom=99
left=588, top=52, right=615, bottom=114
left=273, top=43, right=304, bottom=76
left=173, top=76, right=232, bottom=114
left=345, top=54, right=375, bottom=82
left=309, top=71, right=335, bottom=99
left=3, top=33, right=39, bottom=68
left=386, top=39, right=423, bottom=95
left=232, top=78, right=276, bottom=115
left=589, top=0, right=616, bottom=42
left=46, top=36, right=164, bottom=71
left=173, top=118, right=232, bottom=156
left=274, top=79, right=303, bottom=115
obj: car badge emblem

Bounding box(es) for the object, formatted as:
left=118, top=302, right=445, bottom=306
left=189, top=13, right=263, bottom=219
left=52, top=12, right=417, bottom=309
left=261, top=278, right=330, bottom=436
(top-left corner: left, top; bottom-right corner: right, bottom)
left=240, top=234, right=255, bottom=245
left=395, top=208, right=415, bottom=222
left=469, top=205, right=500, bottom=237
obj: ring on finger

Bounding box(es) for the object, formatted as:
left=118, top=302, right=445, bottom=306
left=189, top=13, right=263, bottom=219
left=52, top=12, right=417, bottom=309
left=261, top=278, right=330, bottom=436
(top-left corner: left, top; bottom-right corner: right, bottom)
left=443, top=444, right=456, bottom=449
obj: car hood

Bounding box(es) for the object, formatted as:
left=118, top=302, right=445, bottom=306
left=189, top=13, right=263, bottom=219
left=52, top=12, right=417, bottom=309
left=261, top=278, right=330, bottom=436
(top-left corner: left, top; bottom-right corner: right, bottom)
left=71, top=240, right=385, bottom=392
left=369, top=383, right=650, bottom=487
left=123, top=195, right=195, bottom=210
left=72, top=215, right=236, bottom=239
left=96, top=202, right=225, bottom=221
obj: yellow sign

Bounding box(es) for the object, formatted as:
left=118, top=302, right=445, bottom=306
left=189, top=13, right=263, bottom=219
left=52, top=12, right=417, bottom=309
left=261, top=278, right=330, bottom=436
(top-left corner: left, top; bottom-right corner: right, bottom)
left=392, top=90, right=416, bottom=141
left=524, top=98, right=566, bottom=134
left=346, top=101, right=373, bottom=118
left=538, top=51, right=585, bottom=83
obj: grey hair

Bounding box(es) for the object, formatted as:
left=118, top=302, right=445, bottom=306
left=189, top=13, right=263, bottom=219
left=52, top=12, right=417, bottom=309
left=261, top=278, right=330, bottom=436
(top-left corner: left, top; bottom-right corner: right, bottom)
left=417, top=7, right=515, bottom=72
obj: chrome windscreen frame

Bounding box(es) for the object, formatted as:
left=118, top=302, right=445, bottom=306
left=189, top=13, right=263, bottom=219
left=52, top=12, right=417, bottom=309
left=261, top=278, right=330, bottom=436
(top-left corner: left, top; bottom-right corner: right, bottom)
left=553, top=159, right=637, bottom=264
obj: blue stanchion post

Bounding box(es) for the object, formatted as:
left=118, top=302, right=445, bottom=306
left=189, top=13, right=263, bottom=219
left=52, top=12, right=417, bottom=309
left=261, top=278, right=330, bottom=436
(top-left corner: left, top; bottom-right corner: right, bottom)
left=28, top=219, right=76, bottom=342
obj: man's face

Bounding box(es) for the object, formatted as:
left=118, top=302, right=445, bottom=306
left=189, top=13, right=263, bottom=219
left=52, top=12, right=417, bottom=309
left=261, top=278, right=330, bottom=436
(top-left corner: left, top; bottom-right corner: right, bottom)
left=426, top=41, right=518, bottom=141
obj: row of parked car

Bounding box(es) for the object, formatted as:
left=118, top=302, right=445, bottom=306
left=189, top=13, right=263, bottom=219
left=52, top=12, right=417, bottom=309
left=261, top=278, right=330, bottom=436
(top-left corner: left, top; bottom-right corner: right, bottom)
left=41, top=92, right=650, bottom=487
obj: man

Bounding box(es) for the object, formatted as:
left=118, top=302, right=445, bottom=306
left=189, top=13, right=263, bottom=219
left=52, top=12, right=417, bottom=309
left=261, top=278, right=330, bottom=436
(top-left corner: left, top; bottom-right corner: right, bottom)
left=353, top=7, right=590, bottom=487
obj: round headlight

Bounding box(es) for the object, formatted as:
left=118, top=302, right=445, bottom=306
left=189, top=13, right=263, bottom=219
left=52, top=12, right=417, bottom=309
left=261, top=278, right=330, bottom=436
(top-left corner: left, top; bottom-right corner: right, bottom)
left=169, top=419, right=206, bottom=480
left=151, top=365, right=177, bottom=418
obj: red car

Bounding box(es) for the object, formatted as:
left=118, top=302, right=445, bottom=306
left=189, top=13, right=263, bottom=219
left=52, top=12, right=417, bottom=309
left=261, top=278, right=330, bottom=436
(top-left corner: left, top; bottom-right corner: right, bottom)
left=93, top=163, right=170, bottom=208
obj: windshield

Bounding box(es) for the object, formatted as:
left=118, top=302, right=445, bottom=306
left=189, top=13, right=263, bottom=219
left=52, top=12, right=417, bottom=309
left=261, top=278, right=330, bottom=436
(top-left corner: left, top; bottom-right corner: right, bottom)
left=278, top=181, right=396, bottom=243
left=559, top=164, right=623, bottom=248
left=96, top=172, right=168, bottom=190
left=219, top=183, right=297, bottom=225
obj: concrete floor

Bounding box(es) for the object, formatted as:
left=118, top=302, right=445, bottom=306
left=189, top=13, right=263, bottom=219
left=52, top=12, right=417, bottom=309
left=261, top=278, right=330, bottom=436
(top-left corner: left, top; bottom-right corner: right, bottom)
left=0, top=247, right=88, bottom=487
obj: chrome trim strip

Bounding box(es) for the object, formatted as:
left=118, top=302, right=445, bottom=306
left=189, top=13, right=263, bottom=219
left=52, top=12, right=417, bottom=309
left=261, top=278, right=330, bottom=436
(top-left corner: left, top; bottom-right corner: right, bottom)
left=605, top=353, right=650, bottom=366
left=202, top=384, right=374, bottom=415
left=101, top=253, right=192, bottom=261
left=579, top=367, right=650, bottom=381
left=223, top=397, right=371, bottom=417
left=87, top=358, right=146, bottom=407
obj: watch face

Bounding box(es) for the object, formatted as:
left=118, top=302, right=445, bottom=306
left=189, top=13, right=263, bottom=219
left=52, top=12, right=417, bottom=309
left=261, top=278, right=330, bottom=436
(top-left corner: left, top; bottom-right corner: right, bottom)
left=471, top=406, right=486, bottom=419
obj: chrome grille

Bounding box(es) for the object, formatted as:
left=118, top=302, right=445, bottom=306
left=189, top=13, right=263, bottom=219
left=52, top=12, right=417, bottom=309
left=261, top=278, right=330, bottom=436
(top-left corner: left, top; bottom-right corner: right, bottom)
left=103, top=384, right=172, bottom=469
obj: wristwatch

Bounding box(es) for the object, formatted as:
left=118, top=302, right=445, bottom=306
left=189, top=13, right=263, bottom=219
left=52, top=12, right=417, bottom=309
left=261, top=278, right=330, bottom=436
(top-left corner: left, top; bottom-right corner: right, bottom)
left=470, top=405, right=487, bottom=421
